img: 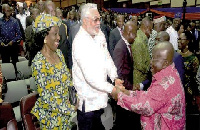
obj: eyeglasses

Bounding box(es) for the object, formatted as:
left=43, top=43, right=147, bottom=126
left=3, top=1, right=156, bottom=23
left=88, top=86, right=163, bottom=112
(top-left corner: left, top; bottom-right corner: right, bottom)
left=87, top=17, right=101, bottom=23
left=178, top=38, right=187, bottom=41
left=151, top=58, right=167, bottom=62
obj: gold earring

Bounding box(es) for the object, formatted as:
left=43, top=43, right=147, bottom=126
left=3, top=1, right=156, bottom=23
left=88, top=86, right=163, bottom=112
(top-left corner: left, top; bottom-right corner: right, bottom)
left=44, top=39, right=47, bottom=44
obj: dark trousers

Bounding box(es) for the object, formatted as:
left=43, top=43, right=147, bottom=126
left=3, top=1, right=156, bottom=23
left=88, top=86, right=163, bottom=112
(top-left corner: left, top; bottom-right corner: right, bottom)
left=77, top=101, right=105, bottom=130
left=113, top=103, right=141, bottom=130
left=0, top=45, right=19, bottom=74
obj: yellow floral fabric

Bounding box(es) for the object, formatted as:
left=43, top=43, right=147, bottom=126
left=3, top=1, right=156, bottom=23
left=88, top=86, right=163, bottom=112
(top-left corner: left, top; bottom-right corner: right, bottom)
left=31, top=49, right=75, bottom=130
left=33, top=14, right=62, bottom=33
left=131, top=29, right=150, bottom=85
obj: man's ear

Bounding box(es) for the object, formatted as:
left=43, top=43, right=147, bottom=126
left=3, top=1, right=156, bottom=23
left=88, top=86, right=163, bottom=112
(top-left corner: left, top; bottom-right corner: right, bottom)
left=82, top=18, right=87, bottom=26
left=162, top=60, right=169, bottom=69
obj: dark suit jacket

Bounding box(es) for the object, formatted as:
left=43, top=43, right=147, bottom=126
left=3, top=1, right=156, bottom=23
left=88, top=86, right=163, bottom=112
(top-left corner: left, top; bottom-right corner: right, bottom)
left=192, top=29, right=200, bottom=52
left=100, top=22, right=110, bottom=47
left=113, top=39, right=133, bottom=90
left=67, top=22, right=81, bottom=69
left=58, top=23, right=70, bottom=69
left=142, top=51, right=185, bottom=90
left=66, top=19, right=76, bottom=36
left=109, top=27, right=121, bottom=57
left=68, top=22, right=81, bottom=45
left=26, top=16, right=33, bottom=28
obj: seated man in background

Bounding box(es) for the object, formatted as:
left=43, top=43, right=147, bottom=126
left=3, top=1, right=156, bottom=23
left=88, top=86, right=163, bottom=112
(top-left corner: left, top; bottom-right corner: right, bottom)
left=112, top=42, right=186, bottom=130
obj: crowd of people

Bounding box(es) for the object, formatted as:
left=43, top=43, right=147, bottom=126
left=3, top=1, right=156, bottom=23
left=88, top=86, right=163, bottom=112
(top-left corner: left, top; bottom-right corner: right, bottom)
left=0, top=0, right=200, bottom=129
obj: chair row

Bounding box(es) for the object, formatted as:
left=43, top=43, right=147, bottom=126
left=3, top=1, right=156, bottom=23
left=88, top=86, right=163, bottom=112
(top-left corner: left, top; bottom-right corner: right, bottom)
left=1, top=60, right=32, bottom=82
left=0, top=56, right=27, bottom=64
left=0, top=92, right=40, bottom=130
left=3, top=78, right=37, bottom=123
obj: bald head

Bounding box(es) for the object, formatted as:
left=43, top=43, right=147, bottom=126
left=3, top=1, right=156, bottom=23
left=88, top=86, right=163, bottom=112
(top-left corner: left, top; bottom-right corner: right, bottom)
left=153, top=41, right=174, bottom=64
left=44, top=1, right=56, bottom=16
left=141, top=17, right=151, bottom=27
left=140, top=17, right=153, bottom=38
left=151, top=41, right=174, bottom=74
left=156, top=31, right=170, bottom=45
left=123, top=21, right=137, bottom=44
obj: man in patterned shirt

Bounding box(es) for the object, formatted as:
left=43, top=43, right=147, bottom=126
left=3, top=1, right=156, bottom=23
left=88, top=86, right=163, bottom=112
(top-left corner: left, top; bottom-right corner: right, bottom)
left=131, top=17, right=153, bottom=85
left=112, top=42, right=186, bottom=130
left=148, top=15, right=166, bottom=58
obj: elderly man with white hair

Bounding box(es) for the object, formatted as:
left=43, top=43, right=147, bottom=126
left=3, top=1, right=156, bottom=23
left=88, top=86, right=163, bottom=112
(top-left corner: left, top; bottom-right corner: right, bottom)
left=72, top=3, right=123, bottom=130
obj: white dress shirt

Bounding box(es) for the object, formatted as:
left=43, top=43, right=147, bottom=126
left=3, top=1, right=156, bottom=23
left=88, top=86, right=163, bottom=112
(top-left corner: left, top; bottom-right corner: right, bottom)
left=72, top=26, right=118, bottom=112
left=121, top=35, right=131, bottom=56
left=16, top=13, right=26, bottom=30
left=166, top=26, right=178, bottom=50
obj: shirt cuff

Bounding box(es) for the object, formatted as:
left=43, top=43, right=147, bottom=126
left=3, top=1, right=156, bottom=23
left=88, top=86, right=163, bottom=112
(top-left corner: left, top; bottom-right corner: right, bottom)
left=140, top=83, right=144, bottom=90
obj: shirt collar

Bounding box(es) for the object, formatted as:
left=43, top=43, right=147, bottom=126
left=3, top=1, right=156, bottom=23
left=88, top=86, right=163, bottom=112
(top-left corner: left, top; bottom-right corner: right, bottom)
left=153, top=63, right=175, bottom=81
left=121, top=35, right=130, bottom=46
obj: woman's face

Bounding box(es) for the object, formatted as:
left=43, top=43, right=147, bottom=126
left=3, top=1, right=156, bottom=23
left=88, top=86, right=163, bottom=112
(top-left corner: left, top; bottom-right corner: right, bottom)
left=178, top=33, right=189, bottom=50
left=179, top=25, right=184, bottom=34
left=45, top=26, right=60, bottom=52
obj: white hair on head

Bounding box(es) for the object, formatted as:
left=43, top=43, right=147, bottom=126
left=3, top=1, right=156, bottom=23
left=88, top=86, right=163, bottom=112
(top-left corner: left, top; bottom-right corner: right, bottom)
left=2, top=4, right=9, bottom=11
left=81, top=3, right=97, bottom=22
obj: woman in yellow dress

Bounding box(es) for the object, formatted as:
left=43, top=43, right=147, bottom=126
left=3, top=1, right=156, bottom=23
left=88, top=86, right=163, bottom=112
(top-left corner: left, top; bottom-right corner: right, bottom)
left=29, top=14, right=76, bottom=130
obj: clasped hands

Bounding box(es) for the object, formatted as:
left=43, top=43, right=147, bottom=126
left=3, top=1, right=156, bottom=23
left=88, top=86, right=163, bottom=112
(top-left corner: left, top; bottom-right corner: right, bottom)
left=1, top=41, right=13, bottom=47
left=111, top=78, right=130, bottom=101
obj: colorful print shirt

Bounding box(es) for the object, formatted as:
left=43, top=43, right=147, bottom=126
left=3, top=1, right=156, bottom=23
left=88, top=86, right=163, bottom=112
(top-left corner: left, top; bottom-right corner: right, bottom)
left=31, top=49, right=75, bottom=130
left=0, top=17, right=22, bottom=44
left=117, top=64, right=186, bottom=130
left=148, top=29, right=157, bottom=58
left=131, top=29, right=150, bottom=85
left=183, top=54, right=199, bottom=96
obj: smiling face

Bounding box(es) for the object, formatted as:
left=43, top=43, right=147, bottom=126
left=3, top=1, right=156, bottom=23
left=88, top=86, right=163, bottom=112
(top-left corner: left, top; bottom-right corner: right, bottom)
left=84, top=8, right=101, bottom=37
left=178, top=32, right=189, bottom=50
left=151, top=49, right=168, bottom=75
left=173, top=18, right=181, bottom=31
left=45, top=26, right=60, bottom=52
left=117, top=15, right=124, bottom=29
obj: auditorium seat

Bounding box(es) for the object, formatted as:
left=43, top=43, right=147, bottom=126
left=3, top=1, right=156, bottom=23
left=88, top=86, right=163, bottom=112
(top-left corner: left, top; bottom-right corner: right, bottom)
left=0, top=102, right=18, bottom=130
left=20, top=92, right=40, bottom=130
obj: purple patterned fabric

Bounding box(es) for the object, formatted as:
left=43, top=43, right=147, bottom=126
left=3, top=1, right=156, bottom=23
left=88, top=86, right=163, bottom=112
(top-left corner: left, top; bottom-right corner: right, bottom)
left=117, top=64, right=186, bottom=130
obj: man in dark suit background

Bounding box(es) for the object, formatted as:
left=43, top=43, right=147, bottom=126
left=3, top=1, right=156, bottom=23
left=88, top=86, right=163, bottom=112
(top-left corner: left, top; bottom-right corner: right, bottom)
left=191, top=22, right=200, bottom=54
left=68, top=4, right=84, bottom=71
left=109, top=14, right=124, bottom=57
left=112, top=21, right=141, bottom=130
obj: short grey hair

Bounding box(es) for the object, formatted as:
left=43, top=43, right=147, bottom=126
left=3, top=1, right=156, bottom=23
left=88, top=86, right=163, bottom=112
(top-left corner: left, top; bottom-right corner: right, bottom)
left=81, top=3, right=97, bottom=22
left=2, top=4, right=10, bottom=11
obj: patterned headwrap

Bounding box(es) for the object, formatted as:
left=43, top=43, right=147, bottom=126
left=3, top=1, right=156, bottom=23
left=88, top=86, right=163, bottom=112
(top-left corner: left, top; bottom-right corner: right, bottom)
left=33, top=14, right=62, bottom=33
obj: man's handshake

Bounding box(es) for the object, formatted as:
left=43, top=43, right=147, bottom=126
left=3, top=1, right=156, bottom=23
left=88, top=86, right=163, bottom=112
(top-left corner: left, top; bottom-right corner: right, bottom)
left=111, top=78, right=130, bottom=101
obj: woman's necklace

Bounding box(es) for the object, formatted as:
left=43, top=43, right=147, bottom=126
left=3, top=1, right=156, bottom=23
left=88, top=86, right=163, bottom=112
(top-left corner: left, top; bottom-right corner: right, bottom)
left=180, top=50, right=190, bottom=57
left=45, top=53, right=59, bottom=64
